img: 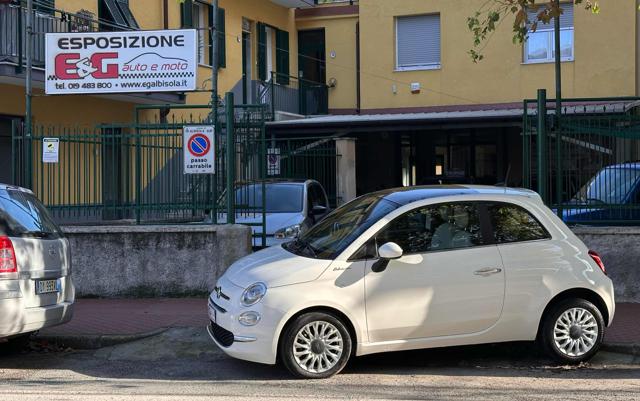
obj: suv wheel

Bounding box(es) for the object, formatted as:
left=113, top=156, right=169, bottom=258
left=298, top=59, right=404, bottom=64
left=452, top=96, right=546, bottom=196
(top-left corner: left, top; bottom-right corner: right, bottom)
left=541, top=298, right=604, bottom=364
left=280, top=312, right=352, bottom=379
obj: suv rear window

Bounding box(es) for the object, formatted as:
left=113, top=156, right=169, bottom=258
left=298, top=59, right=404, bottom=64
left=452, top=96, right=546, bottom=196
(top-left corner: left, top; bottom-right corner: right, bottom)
left=0, top=189, right=62, bottom=239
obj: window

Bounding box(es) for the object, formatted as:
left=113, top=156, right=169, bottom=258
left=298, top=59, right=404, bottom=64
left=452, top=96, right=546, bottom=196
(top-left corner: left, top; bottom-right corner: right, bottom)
left=99, top=0, right=139, bottom=30
left=396, top=14, right=440, bottom=71
left=376, top=203, right=485, bottom=254
left=524, top=3, right=573, bottom=64
left=488, top=203, right=550, bottom=244
left=180, top=1, right=225, bottom=68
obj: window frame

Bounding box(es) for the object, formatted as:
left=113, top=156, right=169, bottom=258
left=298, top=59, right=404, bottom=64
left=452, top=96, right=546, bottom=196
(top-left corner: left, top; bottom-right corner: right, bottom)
left=523, top=3, right=574, bottom=65
left=395, top=13, right=442, bottom=72
left=485, top=201, right=552, bottom=245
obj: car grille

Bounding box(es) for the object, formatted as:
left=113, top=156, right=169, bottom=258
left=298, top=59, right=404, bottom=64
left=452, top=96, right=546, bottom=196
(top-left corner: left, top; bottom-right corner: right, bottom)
left=211, top=321, right=234, bottom=347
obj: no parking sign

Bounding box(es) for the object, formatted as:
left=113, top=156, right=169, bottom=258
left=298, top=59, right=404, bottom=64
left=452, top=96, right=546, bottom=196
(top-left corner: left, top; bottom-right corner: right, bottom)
left=184, top=126, right=215, bottom=174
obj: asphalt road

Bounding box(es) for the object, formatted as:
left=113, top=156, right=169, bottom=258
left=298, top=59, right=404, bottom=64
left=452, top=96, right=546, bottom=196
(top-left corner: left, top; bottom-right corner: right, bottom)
left=0, top=328, right=639, bottom=401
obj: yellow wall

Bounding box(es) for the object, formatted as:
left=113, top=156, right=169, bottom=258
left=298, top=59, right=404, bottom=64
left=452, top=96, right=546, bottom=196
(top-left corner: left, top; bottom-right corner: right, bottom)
left=57, top=0, right=98, bottom=17
left=297, top=15, right=359, bottom=111
left=359, top=0, right=637, bottom=110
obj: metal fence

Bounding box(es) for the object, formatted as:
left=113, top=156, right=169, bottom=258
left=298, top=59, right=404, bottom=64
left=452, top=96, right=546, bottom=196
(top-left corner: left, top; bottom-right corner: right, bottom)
left=12, top=95, right=340, bottom=246
left=523, top=94, right=640, bottom=225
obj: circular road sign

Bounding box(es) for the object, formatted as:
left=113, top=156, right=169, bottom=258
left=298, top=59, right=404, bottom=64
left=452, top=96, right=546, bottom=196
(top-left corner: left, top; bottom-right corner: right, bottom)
left=188, top=133, right=211, bottom=157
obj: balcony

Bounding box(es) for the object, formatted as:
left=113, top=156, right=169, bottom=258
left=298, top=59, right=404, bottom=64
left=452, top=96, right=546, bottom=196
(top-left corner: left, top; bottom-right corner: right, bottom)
left=269, top=0, right=315, bottom=8
left=0, top=3, right=183, bottom=104
left=258, top=72, right=329, bottom=118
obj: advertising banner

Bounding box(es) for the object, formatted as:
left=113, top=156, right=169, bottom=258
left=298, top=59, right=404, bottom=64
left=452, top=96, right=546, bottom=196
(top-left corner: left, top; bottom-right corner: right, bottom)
left=45, top=29, right=197, bottom=95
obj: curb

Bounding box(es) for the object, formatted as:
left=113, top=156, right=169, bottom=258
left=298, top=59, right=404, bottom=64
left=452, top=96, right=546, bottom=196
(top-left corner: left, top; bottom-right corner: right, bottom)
left=35, top=327, right=169, bottom=350
left=602, top=342, right=640, bottom=357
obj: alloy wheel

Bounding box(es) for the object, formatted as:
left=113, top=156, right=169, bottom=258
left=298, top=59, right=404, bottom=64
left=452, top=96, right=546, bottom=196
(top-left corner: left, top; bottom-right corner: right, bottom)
left=292, top=321, right=344, bottom=374
left=553, top=307, right=599, bottom=357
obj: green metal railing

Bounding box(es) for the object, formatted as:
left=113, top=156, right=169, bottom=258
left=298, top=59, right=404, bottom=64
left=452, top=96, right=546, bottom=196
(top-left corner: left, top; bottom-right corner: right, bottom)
left=258, top=72, right=329, bottom=118
left=523, top=94, right=640, bottom=225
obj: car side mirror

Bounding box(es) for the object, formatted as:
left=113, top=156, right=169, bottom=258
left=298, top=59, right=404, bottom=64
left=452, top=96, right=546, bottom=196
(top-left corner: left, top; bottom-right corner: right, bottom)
left=372, top=242, right=404, bottom=273
left=310, top=205, right=328, bottom=216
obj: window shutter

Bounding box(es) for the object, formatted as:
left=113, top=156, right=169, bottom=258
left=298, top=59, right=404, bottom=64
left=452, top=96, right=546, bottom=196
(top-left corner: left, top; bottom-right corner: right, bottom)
left=35, top=0, right=55, bottom=14
left=180, top=0, right=193, bottom=28
left=217, top=7, right=226, bottom=68
left=527, top=3, right=574, bottom=30
left=396, top=14, right=440, bottom=68
left=275, top=29, right=289, bottom=85
left=257, top=22, right=267, bottom=81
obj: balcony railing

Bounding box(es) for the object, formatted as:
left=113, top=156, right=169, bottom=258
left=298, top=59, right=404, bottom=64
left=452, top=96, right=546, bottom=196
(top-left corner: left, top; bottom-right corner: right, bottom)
left=257, top=72, right=329, bottom=117
left=0, top=2, right=117, bottom=70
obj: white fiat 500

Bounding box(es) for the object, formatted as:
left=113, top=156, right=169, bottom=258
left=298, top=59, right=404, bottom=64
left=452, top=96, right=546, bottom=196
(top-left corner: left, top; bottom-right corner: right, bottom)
left=207, top=186, right=615, bottom=379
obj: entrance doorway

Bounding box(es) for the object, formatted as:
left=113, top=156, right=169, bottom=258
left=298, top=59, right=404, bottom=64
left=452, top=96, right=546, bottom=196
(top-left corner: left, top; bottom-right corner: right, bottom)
left=298, top=29, right=327, bottom=115
left=0, top=116, right=21, bottom=185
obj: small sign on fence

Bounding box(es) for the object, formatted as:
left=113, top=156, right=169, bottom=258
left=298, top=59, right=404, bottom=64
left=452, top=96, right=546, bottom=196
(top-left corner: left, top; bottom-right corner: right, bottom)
left=184, top=126, right=215, bottom=174
left=42, top=138, right=60, bottom=163
left=267, top=148, right=281, bottom=176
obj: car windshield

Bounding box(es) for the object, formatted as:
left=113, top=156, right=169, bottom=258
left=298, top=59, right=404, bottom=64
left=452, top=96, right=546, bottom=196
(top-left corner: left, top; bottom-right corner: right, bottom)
left=574, top=167, right=640, bottom=204
left=283, top=194, right=400, bottom=260
left=235, top=183, right=304, bottom=213
left=0, top=189, right=62, bottom=239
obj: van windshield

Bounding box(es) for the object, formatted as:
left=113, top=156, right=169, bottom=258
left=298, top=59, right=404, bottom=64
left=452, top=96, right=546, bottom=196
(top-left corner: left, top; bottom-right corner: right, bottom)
left=0, top=189, right=62, bottom=239
left=283, top=194, right=399, bottom=260
left=574, top=167, right=640, bottom=204
left=235, top=183, right=304, bottom=213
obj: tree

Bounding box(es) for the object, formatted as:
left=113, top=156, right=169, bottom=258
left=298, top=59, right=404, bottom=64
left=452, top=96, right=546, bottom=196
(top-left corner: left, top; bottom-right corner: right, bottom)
left=468, top=0, right=601, bottom=62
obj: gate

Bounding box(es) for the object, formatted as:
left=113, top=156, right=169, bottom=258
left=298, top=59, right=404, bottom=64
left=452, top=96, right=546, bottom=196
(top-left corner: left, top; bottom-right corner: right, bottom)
left=523, top=94, right=640, bottom=225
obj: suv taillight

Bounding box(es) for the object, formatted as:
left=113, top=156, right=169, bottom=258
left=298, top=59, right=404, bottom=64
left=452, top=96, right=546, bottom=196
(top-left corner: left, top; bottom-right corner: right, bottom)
left=0, top=236, right=17, bottom=273
left=589, top=250, right=606, bottom=275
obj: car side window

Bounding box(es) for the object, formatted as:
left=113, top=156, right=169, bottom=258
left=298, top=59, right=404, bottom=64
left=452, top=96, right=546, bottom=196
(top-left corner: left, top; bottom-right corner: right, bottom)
left=376, top=202, right=485, bottom=254
left=487, top=203, right=550, bottom=244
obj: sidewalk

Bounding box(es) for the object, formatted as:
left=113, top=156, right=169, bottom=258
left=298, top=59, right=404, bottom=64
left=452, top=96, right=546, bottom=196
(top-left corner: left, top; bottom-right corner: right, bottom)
left=38, top=299, right=640, bottom=349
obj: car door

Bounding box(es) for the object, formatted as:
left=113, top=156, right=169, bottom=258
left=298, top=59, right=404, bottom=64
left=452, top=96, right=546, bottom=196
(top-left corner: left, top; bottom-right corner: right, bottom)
left=364, top=202, right=505, bottom=343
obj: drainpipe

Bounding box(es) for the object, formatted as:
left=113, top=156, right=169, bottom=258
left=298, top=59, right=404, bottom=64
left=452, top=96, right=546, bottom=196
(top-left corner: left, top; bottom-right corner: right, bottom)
left=355, top=21, right=361, bottom=114
left=163, top=0, right=168, bottom=29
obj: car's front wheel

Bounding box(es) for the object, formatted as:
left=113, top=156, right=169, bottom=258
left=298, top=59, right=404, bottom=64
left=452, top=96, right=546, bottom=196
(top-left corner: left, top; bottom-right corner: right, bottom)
left=280, top=312, right=352, bottom=379
left=541, top=298, right=605, bottom=364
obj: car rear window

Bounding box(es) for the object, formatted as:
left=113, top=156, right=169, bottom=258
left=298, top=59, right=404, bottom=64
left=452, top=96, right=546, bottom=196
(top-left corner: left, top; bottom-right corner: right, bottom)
left=0, top=189, right=62, bottom=239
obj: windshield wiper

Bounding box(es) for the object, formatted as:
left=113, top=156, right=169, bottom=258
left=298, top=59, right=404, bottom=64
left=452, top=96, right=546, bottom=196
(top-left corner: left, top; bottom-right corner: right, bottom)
left=293, top=238, right=317, bottom=258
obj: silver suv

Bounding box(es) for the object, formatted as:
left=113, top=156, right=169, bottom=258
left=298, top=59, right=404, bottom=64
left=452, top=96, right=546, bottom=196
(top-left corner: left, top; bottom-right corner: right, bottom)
left=0, top=184, right=74, bottom=343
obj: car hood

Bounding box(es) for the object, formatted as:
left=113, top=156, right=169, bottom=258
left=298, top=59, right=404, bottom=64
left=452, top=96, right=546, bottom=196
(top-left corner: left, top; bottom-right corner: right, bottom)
left=224, top=245, right=332, bottom=288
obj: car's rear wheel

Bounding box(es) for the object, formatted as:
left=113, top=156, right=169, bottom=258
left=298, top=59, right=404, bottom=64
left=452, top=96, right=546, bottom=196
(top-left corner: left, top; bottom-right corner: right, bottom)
left=280, top=312, right=352, bottom=379
left=541, top=299, right=604, bottom=364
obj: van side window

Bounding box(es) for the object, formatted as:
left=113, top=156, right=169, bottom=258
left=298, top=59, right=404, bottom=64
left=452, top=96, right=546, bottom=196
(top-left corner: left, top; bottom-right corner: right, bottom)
left=376, top=203, right=485, bottom=254
left=488, top=203, right=550, bottom=244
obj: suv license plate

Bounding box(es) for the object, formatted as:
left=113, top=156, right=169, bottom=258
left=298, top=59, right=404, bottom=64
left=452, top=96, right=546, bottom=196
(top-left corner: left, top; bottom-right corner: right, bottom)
left=36, top=279, right=60, bottom=295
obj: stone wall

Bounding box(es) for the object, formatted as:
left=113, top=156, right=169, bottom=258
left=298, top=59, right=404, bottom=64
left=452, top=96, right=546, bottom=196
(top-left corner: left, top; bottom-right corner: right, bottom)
left=62, top=225, right=252, bottom=298
left=573, top=227, right=640, bottom=303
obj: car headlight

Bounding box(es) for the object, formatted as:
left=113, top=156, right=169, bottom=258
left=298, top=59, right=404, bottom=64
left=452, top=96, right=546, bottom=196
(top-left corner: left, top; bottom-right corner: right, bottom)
left=241, top=282, right=267, bottom=306
left=274, top=224, right=301, bottom=240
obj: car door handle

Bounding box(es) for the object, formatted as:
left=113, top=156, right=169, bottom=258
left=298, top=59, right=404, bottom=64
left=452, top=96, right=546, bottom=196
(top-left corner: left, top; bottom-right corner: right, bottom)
left=474, top=268, right=503, bottom=276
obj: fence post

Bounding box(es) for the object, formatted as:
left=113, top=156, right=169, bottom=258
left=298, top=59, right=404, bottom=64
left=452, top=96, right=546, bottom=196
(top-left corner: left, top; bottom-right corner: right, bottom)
left=537, top=89, right=548, bottom=203
left=226, top=92, right=235, bottom=224
left=270, top=72, right=275, bottom=119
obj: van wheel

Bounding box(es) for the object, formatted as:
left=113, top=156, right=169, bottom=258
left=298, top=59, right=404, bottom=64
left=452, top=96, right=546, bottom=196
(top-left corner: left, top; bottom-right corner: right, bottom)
left=280, top=312, right=352, bottom=379
left=541, top=299, right=604, bottom=364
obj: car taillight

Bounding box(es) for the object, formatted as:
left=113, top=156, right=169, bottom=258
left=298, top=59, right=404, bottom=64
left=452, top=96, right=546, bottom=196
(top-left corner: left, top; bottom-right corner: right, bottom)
left=589, top=250, right=606, bottom=275
left=0, top=236, right=17, bottom=273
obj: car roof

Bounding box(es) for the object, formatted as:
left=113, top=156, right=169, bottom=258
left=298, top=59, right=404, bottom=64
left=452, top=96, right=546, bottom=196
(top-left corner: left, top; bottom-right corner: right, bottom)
left=369, top=185, right=542, bottom=206
left=604, top=162, right=640, bottom=169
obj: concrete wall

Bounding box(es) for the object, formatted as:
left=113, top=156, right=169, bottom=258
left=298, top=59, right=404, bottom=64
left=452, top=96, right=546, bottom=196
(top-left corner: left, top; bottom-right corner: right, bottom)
left=573, top=227, right=640, bottom=303
left=62, top=225, right=252, bottom=298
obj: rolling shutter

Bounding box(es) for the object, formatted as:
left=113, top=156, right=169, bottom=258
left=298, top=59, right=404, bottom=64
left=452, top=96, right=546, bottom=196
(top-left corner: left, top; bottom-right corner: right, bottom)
left=527, top=3, right=574, bottom=30
left=396, top=14, right=440, bottom=69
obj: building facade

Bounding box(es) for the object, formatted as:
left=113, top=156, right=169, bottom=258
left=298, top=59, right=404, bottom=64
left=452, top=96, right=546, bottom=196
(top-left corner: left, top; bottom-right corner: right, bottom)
left=1, top=0, right=638, bottom=213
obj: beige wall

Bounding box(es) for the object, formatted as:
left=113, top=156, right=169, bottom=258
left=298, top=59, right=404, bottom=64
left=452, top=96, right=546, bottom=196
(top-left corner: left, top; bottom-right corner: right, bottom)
left=359, top=0, right=637, bottom=111
left=297, top=15, right=359, bottom=112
